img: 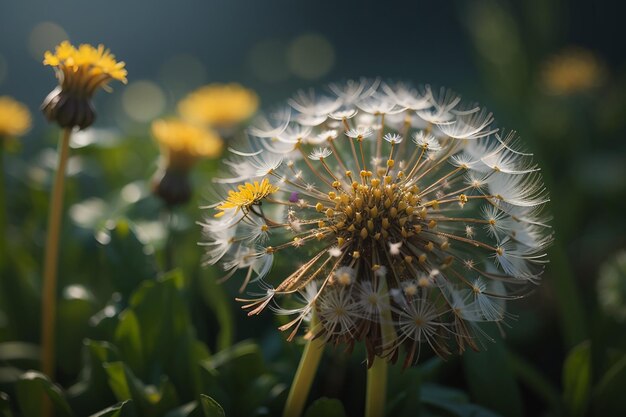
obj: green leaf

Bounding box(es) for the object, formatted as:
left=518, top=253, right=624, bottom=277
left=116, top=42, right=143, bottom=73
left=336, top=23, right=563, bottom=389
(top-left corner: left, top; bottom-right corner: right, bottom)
left=103, top=361, right=179, bottom=417
left=163, top=401, right=197, bottom=417
left=461, top=328, right=523, bottom=417
left=198, top=272, right=234, bottom=351
left=592, top=353, right=626, bottom=416
left=15, top=371, right=73, bottom=417
left=199, top=341, right=268, bottom=415
left=114, top=311, right=144, bottom=372
left=89, top=400, right=136, bottom=417
left=0, top=342, right=40, bottom=366
left=67, top=340, right=120, bottom=415
left=0, top=391, right=15, bottom=417
left=303, top=398, right=347, bottom=417
left=104, top=362, right=133, bottom=401
left=119, top=271, right=204, bottom=402
left=420, top=383, right=502, bottom=417
left=200, top=395, right=225, bottom=417
left=57, top=286, right=99, bottom=375
left=562, top=341, right=591, bottom=417
left=100, top=220, right=158, bottom=299
left=507, top=350, right=562, bottom=414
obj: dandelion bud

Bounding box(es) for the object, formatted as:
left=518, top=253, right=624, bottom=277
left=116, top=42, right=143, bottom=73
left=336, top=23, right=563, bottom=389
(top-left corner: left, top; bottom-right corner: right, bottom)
left=151, top=118, right=223, bottom=206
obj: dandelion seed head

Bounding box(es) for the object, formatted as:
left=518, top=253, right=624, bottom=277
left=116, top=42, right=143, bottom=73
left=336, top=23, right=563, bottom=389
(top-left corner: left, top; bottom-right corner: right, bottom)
left=203, top=79, right=552, bottom=366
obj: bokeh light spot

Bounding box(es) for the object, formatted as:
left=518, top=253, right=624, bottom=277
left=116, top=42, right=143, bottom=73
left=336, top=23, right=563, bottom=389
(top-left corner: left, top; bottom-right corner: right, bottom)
left=287, top=33, right=335, bottom=80
left=122, top=80, right=166, bottom=122
left=248, top=39, right=289, bottom=83
left=28, top=21, right=69, bottom=61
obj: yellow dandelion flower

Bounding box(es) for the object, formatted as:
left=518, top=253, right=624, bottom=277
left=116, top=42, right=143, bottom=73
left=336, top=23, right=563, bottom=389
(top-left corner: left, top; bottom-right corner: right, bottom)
left=42, top=41, right=127, bottom=129
left=542, top=47, right=605, bottom=95
left=152, top=118, right=223, bottom=169
left=178, top=83, right=259, bottom=127
left=151, top=118, right=223, bottom=206
left=215, top=178, right=279, bottom=217
left=0, top=96, right=31, bottom=140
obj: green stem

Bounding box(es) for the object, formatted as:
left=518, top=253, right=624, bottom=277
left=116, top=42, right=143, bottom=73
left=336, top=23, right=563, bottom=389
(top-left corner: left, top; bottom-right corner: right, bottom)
left=283, top=332, right=325, bottom=417
left=41, top=127, right=72, bottom=381
left=366, top=357, right=388, bottom=417
left=0, top=144, right=6, bottom=270
left=163, top=207, right=174, bottom=271
left=365, top=276, right=396, bottom=417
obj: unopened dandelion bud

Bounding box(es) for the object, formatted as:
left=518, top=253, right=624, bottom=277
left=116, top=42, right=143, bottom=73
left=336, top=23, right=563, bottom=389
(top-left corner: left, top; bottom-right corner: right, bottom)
left=151, top=168, right=192, bottom=207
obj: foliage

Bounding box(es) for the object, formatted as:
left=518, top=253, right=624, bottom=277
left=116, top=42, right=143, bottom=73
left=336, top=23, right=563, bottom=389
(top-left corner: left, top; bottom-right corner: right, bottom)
left=1, top=1, right=625, bottom=416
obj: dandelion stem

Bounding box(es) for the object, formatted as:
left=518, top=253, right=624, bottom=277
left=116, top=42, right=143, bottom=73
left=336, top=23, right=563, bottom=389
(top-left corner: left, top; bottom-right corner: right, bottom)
left=365, top=273, right=395, bottom=417
left=365, top=357, right=388, bottom=417
left=283, top=325, right=325, bottom=417
left=41, top=127, right=72, bottom=382
left=163, top=206, right=175, bottom=271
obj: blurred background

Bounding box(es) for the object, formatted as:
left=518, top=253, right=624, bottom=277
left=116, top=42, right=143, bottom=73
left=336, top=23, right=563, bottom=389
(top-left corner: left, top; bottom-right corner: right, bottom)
left=1, top=0, right=626, bottom=416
